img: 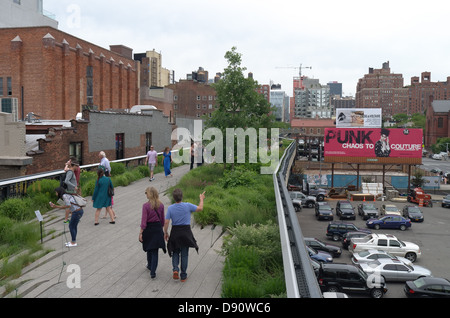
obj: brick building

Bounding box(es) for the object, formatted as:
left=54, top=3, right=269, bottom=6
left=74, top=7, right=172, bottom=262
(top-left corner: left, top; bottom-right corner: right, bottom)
left=25, top=109, right=173, bottom=175
left=409, top=72, right=450, bottom=115
left=166, top=79, right=218, bottom=120
left=0, top=26, right=139, bottom=121
left=425, top=99, right=450, bottom=147
left=355, top=61, right=409, bottom=118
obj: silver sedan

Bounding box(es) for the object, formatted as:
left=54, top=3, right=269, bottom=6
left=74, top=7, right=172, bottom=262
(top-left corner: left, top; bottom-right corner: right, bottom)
left=352, top=249, right=412, bottom=266
left=359, top=258, right=432, bottom=282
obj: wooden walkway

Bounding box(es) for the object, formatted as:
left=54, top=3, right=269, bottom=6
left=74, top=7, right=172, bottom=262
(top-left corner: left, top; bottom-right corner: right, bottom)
left=3, top=165, right=224, bottom=298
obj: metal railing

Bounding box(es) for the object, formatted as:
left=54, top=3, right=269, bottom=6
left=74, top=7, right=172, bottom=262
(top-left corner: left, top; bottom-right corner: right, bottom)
left=273, top=141, right=322, bottom=298
left=0, top=153, right=166, bottom=201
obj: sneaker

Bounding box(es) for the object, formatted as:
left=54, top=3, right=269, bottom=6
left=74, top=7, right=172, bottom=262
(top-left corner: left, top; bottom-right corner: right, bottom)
left=173, top=271, right=179, bottom=280
left=65, top=242, right=77, bottom=247
left=151, top=177, right=155, bottom=181
left=180, top=277, right=187, bottom=283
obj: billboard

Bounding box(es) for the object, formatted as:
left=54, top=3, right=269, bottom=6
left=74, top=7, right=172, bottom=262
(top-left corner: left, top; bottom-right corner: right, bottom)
left=324, top=128, right=423, bottom=164
left=336, top=108, right=382, bottom=128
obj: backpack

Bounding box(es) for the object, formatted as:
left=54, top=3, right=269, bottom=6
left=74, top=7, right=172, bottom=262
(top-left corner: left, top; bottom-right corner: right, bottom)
left=71, top=194, right=87, bottom=207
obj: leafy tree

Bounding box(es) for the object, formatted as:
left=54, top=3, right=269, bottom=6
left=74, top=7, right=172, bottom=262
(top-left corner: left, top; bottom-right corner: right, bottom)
left=205, top=47, right=276, bottom=169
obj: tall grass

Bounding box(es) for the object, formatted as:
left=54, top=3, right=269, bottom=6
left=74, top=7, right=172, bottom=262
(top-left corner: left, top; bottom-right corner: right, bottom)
left=168, top=163, right=286, bottom=297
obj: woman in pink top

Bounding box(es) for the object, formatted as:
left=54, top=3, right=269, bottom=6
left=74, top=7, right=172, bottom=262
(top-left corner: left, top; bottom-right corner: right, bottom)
left=139, top=186, right=166, bottom=278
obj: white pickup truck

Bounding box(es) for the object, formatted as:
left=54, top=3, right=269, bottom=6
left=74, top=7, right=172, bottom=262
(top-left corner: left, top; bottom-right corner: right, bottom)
left=348, top=233, right=421, bottom=263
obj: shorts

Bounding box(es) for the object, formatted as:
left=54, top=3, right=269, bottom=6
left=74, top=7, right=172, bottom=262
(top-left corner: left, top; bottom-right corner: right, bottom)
left=148, top=163, right=156, bottom=171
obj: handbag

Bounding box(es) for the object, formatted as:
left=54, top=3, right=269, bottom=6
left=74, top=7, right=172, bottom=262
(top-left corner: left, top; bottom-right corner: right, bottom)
left=108, top=179, right=114, bottom=197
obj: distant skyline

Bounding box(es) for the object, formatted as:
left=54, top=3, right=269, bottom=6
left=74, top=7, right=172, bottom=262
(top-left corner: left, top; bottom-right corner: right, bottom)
left=44, top=0, right=450, bottom=97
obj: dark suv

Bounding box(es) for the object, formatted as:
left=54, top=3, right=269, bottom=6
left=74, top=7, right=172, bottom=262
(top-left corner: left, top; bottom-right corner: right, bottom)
left=317, top=263, right=387, bottom=298
left=326, top=221, right=371, bottom=241
left=336, top=200, right=356, bottom=220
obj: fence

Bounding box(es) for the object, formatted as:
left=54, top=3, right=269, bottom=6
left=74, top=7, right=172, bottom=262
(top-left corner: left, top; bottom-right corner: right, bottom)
left=273, top=141, right=322, bottom=298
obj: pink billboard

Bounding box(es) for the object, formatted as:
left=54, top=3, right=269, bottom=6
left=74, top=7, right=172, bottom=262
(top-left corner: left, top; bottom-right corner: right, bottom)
left=324, top=128, right=423, bottom=159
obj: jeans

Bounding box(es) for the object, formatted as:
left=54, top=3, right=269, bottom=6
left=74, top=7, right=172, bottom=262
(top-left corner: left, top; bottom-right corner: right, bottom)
left=146, top=249, right=159, bottom=278
left=172, top=247, right=189, bottom=279
left=69, top=209, right=83, bottom=242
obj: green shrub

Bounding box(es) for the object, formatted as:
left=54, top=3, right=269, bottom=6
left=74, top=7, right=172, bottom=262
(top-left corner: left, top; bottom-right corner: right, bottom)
left=27, top=179, right=59, bottom=197
left=0, top=198, right=34, bottom=221
left=110, top=162, right=126, bottom=175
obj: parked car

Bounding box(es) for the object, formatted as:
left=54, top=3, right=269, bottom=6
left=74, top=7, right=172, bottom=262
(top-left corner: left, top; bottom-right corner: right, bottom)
left=402, top=205, right=424, bottom=222
left=358, top=202, right=379, bottom=220
left=315, top=202, right=334, bottom=221
left=442, top=195, right=450, bottom=208
left=326, top=221, right=371, bottom=242
left=432, top=153, right=443, bottom=160
left=351, top=249, right=412, bottom=266
left=366, top=215, right=412, bottom=231
left=342, top=231, right=371, bottom=250
left=289, top=191, right=316, bottom=210
left=307, top=246, right=333, bottom=263
left=404, top=277, right=450, bottom=298
left=317, top=263, right=387, bottom=298
left=360, top=258, right=432, bottom=282
left=380, top=204, right=402, bottom=216
left=349, top=233, right=421, bottom=262
left=304, top=237, right=342, bottom=257
left=336, top=200, right=356, bottom=220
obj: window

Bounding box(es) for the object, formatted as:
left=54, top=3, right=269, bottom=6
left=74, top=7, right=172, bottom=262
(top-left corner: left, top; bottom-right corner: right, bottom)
left=86, top=66, right=93, bottom=106
left=389, top=240, right=401, bottom=247
left=69, top=142, right=83, bottom=166
left=174, top=95, right=178, bottom=101
left=377, top=239, right=387, bottom=246
left=0, top=78, right=3, bottom=96
left=438, top=117, right=444, bottom=128
left=7, top=77, right=12, bottom=96
left=145, top=133, right=152, bottom=153
left=116, top=133, right=124, bottom=160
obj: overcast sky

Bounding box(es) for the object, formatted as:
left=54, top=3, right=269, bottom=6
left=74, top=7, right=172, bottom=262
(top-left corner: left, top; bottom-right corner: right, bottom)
left=44, top=0, right=450, bottom=97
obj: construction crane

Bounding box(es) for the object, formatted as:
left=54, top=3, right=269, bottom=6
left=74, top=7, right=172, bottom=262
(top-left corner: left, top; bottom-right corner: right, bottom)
left=276, top=64, right=312, bottom=78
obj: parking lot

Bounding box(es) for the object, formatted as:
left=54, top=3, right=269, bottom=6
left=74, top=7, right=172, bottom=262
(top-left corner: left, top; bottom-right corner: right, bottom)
left=297, top=197, right=450, bottom=298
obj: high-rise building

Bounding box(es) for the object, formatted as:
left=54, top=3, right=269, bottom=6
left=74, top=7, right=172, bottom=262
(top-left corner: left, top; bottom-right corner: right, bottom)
left=328, top=81, right=342, bottom=97
left=355, top=61, right=409, bottom=118
left=134, top=49, right=173, bottom=88
left=270, top=85, right=289, bottom=122
left=292, top=77, right=331, bottom=119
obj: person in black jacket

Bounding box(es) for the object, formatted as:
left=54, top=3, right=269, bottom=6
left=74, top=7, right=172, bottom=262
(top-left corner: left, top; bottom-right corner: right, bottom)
left=163, top=189, right=205, bottom=282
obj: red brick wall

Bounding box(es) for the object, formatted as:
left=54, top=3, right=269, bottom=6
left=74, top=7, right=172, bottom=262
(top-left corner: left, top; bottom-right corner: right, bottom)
left=0, top=27, right=139, bottom=121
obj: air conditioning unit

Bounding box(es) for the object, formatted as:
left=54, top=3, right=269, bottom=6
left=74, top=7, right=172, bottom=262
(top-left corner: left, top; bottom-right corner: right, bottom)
left=1, top=98, right=19, bottom=122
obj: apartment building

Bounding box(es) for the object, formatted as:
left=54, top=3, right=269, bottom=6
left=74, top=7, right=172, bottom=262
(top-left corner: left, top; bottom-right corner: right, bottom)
left=355, top=61, right=409, bottom=118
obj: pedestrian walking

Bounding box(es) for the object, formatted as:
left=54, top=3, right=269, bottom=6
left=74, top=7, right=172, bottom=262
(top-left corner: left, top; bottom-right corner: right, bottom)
left=92, top=167, right=115, bottom=225
left=139, top=187, right=166, bottom=279
left=98, top=151, right=111, bottom=176
left=145, top=145, right=158, bottom=181
left=164, top=189, right=205, bottom=282
left=163, top=147, right=173, bottom=177
left=50, top=187, right=84, bottom=247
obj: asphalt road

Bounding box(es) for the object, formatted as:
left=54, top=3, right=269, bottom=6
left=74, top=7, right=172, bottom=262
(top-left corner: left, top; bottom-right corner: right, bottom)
left=297, top=198, right=450, bottom=298
left=421, top=157, right=450, bottom=175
